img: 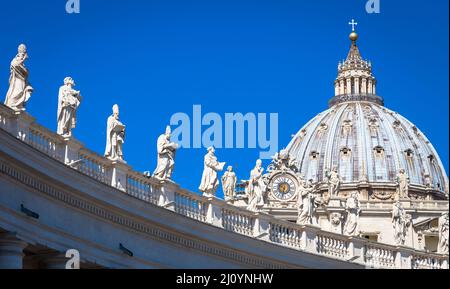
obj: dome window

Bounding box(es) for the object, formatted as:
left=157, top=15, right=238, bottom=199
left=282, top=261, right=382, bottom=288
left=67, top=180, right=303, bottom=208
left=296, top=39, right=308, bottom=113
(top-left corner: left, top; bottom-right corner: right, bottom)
left=310, top=151, right=320, bottom=160
left=373, top=146, right=384, bottom=158
left=318, top=123, right=328, bottom=134
left=404, top=149, right=414, bottom=158
left=427, top=154, right=435, bottom=162
left=342, top=120, right=352, bottom=134
left=368, top=118, right=379, bottom=131
left=340, top=147, right=352, bottom=158
left=393, top=120, right=401, bottom=129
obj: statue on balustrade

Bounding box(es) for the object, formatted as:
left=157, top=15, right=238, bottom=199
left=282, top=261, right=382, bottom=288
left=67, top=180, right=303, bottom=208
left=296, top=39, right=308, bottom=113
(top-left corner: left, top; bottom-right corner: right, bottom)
left=57, top=77, right=81, bottom=137
left=392, top=201, right=411, bottom=246
left=199, top=146, right=225, bottom=197
left=438, top=212, right=449, bottom=254
left=395, top=169, right=409, bottom=200
left=152, top=125, right=179, bottom=181
left=296, top=179, right=320, bottom=225
left=4, top=44, right=33, bottom=111
left=246, top=159, right=266, bottom=212
left=105, top=104, right=126, bottom=161
left=343, top=191, right=361, bottom=236
left=326, top=167, right=341, bottom=197
left=221, top=166, right=237, bottom=202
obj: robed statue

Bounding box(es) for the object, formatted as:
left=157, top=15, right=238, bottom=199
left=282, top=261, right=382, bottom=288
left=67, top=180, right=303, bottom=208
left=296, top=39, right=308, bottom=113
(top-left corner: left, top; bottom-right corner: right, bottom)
left=246, top=159, right=266, bottom=212
left=57, top=77, right=81, bottom=137
left=152, top=125, right=179, bottom=180
left=4, top=44, right=33, bottom=111
left=105, top=104, right=125, bottom=161
left=199, top=147, right=225, bottom=197
left=222, top=166, right=237, bottom=202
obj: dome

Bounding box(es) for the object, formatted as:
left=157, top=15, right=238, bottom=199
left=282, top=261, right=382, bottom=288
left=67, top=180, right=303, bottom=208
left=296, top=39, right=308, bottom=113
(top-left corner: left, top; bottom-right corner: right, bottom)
left=285, top=31, right=449, bottom=199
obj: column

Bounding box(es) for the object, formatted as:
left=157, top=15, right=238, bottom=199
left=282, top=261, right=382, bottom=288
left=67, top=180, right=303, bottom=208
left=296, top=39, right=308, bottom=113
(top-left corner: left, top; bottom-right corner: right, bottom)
left=0, top=232, right=28, bottom=269
left=372, top=81, right=376, bottom=95
left=36, top=252, right=70, bottom=269
left=346, top=78, right=352, bottom=95
left=361, top=78, right=367, bottom=94
left=354, top=78, right=360, bottom=94
left=339, top=80, right=345, bottom=95
left=334, top=82, right=339, bottom=96
left=368, top=79, right=373, bottom=94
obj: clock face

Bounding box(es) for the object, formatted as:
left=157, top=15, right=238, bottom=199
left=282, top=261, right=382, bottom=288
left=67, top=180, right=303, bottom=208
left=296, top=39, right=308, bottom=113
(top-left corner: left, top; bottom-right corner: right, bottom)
left=271, top=174, right=297, bottom=201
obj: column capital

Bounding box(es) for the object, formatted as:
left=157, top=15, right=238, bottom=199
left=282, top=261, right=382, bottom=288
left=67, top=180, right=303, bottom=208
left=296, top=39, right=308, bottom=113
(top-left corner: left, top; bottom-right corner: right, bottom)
left=0, top=232, right=28, bottom=269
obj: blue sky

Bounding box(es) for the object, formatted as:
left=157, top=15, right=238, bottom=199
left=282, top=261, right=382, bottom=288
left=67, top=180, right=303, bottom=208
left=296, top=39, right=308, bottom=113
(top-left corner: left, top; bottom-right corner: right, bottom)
left=0, top=0, right=448, bottom=197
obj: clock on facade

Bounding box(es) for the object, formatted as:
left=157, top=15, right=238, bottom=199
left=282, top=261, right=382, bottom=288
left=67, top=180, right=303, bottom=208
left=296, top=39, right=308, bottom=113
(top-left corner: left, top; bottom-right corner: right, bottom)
left=270, top=173, right=298, bottom=201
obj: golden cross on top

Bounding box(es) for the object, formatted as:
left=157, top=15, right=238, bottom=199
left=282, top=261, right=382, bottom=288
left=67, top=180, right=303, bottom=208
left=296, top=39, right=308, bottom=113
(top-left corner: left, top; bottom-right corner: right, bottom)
left=348, top=19, right=358, bottom=32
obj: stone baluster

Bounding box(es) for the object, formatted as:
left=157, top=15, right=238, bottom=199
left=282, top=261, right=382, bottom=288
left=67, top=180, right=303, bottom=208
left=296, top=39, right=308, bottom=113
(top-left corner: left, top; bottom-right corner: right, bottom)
left=0, top=232, right=28, bottom=269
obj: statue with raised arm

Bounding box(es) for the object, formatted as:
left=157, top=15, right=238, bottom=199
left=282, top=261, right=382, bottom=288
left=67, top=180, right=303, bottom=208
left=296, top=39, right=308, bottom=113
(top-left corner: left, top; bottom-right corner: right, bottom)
left=296, top=179, right=318, bottom=225
left=104, top=104, right=125, bottom=161
left=4, top=44, right=33, bottom=111
left=395, top=169, right=409, bottom=200
left=343, top=191, right=361, bottom=236
left=438, top=212, right=449, bottom=254
left=326, top=167, right=341, bottom=197
left=199, top=147, right=225, bottom=197
left=57, top=77, right=81, bottom=137
left=152, top=125, right=179, bottom=180
left=246, top=159, right=266, bottom=212
left=222, top=166, right=237, bottom=202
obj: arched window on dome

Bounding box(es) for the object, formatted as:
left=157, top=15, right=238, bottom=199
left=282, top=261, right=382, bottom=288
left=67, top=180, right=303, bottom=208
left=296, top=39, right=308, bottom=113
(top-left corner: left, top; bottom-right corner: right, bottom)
left=373, top=145, right=384, bottom=158
left=404, top=149, right=414, bottom=158
left=342, top=120, right=352, bottom=136
left=373, top=146, right=387, bottom=181
left=427, top=154, right=445, bottom=192
left=307, top=151, right=320, bottom=182
left=339, top=147, right=353, bottom=182
left=404, top=149, right=415, bottom=174
left=310, top=151, right=320, bottom=160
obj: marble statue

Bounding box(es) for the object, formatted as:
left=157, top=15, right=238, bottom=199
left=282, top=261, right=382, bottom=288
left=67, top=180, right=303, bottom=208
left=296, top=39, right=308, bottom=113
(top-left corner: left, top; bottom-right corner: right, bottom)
left=4, top=44, right=33, bottom=111
left=57, top=77, right=81, bottom=137
left=246, top=160, right=266, bottom=212
left=296, top=179, right=319, bottom=225
left=392, top=201, right=410, bottom=246
left=152, top=126, right=179, bottom=180
left=438, top=212, right=449, bottom=254
left=104, top=104, right=126, bottom=161
left=221, top=166, right=237, bottom=202
left=343, top=191, right=361, bottom=236
left=199, top=147, right=225, bottom=197
left=395, top=169, right=409, bottom=200
left=326, top=167, right=341, bottom=197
